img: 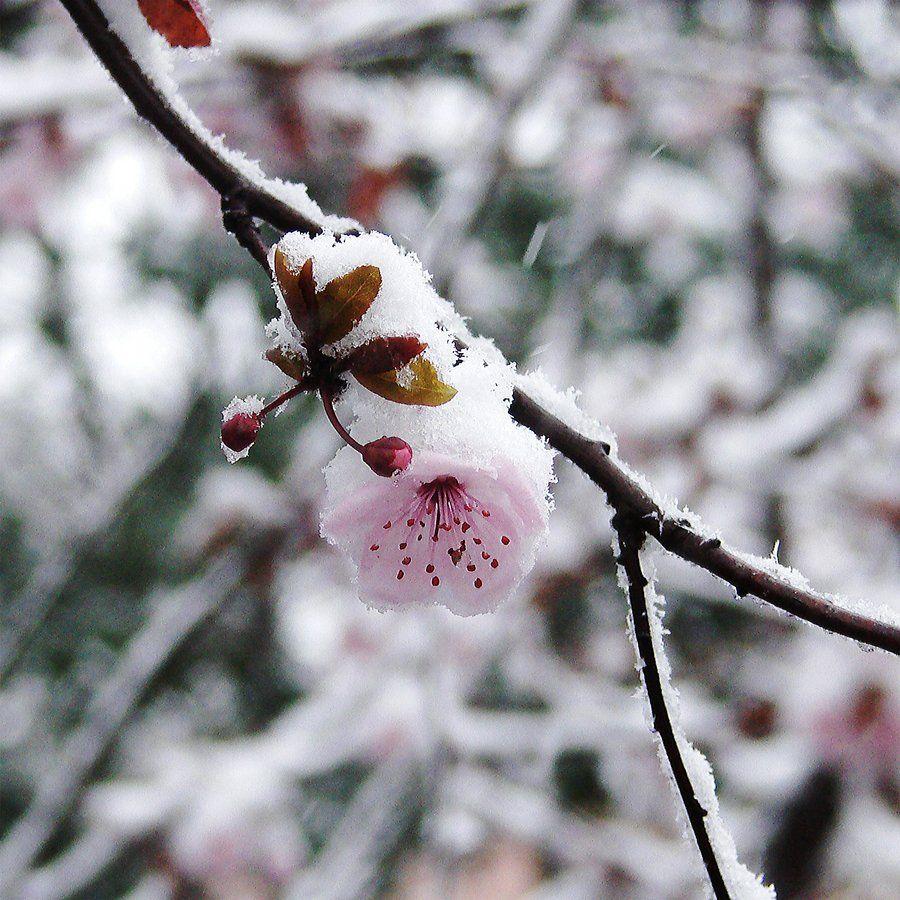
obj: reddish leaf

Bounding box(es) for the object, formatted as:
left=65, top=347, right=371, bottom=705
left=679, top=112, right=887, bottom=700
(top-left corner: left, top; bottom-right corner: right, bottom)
left=137, top=0, right=211, bottom=48
left=346, top=336, right=427, bottom=375
left=274, top=250, right=317, bottom=335
left=353, top=357, right=457, bottom=407
left=317, top=265, right=382, bottom=345
left=265, top=346, right=308, bottom=381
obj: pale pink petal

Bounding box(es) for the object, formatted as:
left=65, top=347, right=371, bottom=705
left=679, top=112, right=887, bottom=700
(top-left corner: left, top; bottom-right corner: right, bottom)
left=322, top=451, right=547, bottom=616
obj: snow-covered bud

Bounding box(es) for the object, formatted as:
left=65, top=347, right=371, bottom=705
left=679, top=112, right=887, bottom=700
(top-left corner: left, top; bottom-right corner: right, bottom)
left=221, top=413, right=261, bottom=453
left=362, top=437, right=413, bottom=477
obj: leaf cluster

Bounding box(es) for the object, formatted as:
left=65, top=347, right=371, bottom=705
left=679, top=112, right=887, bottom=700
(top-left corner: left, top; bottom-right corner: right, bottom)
left=269, top=247, right=456, bottom=406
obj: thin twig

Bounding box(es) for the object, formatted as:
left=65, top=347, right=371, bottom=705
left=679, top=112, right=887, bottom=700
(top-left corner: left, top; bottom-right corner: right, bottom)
left=743, top=0, right=777, bottom=337
left=286, top=754, right=420, bottom=900
left=221, top=190, right=271, bottom=270
left=56, top=0, right=900, bottom=659
left=419, top=0, right=577, bottom=289
left=21, top=831, right=127, bottom=900
left=613, top=513, right=731, bottom=900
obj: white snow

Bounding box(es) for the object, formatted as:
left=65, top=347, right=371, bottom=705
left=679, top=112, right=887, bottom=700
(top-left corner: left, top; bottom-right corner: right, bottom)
left=95, top=0, right=356, bottom=234
left=616, top=543, right=776, bottom=899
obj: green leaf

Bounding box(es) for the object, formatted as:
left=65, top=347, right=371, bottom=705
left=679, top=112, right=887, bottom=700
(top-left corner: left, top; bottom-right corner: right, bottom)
left=317, top=265, right=382, bottom=344
left=353, top=356, right=457, bottom=406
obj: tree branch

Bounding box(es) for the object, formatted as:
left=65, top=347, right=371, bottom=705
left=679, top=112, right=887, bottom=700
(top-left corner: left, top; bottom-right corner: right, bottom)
left=614, top=514, right=732, bottom=899
left=221, top=190, right=271, bottom=270
left=57, top=0, right=900, bottom=658
left=60, top=0, right=321, bottom=236
left=510, top=389, right=899, bottom=654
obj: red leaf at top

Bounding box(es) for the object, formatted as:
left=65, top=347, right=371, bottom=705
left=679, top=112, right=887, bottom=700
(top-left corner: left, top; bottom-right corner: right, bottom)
left=137, top=0, right=211, bottom=49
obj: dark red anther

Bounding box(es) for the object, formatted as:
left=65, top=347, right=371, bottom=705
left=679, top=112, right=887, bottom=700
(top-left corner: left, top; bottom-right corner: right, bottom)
left=221, top=413, right=261, bottom=452
left=361, top=436, right=413, bottom=477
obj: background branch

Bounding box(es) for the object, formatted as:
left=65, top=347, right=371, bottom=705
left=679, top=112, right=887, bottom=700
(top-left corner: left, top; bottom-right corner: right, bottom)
left=59, top=0, right=322, bottom=236
left=418, top=0, right=577, bottom=289
left=0, top=551, right=246, bottom=893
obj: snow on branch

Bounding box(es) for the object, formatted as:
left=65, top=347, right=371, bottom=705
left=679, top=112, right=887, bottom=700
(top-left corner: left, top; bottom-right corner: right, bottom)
left=55, top=0, right=899, bottom=645
left=613, top=513, right=774, bottom=899
left=61, top=0, right=353, bottom=236
left=511, top=379, right=900, bottom=655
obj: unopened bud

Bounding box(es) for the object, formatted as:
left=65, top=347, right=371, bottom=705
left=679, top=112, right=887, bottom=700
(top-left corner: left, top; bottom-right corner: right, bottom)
left=221, top=413, right=261, bottom=452
left=362, top=436, right=413, bottom=477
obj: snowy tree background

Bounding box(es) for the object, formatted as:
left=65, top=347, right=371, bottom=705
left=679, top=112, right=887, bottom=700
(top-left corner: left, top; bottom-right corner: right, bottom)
left=1, top=1, right=898, bottom=897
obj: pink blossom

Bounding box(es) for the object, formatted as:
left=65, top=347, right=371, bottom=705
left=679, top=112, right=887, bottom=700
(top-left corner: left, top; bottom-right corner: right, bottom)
left=322, top=452, right=548, bottom=615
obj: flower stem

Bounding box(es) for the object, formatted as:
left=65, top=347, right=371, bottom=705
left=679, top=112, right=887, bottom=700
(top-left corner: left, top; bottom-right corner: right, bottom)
left=320, top=385, right=365, bottom=453
left=260, top=384, right=304, bottom=419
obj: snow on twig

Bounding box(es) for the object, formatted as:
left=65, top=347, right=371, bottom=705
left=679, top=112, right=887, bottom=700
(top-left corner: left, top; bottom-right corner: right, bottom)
left=614, top=515, right=774, bottom=899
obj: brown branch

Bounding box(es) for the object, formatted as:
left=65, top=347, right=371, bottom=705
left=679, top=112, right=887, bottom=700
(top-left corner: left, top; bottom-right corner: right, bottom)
left=221, top=190, right=271, bottom=270
left=509, top=390, right=900, bottom=655
left=742, top=0, right=777, bottom=335
left=60, top=0, right=321, bottom=236
left=613, top=513, right=731, bottom=899
left=58, top=0, right=900, bottom=658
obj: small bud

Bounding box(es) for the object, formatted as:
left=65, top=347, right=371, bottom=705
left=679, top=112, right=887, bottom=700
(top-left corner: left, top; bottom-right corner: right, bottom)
left=362, top=436, right=413, bottom=477
left=221, top=413, right=261, bottom=453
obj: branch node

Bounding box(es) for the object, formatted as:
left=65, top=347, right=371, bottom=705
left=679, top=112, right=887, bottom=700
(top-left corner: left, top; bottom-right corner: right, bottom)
left=220, top=192, right=270, bottom=272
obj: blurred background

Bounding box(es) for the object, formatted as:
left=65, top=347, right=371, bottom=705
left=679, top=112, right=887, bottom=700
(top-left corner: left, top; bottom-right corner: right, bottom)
left=0, top=1, right=898, bottom=897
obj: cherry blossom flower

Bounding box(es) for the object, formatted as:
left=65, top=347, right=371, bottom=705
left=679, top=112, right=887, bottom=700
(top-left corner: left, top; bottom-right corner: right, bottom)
left=322, top=452, right=549, bottom=616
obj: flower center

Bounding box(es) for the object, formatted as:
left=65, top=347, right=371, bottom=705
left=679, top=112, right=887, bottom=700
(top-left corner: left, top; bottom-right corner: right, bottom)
left=372, top=475, right=512, bottom=590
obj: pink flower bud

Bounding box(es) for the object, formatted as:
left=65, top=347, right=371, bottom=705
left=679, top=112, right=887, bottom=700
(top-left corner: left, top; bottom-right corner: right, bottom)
left=221, top=413, right=261, bottom=452
left=362, top=436, right=413, bottom=477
